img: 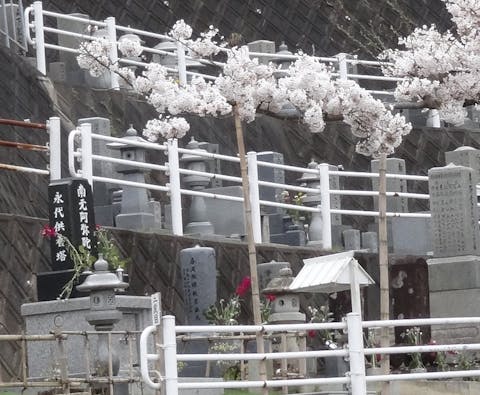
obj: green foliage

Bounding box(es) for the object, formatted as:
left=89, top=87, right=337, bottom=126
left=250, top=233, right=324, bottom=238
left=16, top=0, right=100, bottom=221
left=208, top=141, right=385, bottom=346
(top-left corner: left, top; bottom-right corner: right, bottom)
left=400, top=327, right=424, bottom=370
left=204, top=296, right=241, bottom=325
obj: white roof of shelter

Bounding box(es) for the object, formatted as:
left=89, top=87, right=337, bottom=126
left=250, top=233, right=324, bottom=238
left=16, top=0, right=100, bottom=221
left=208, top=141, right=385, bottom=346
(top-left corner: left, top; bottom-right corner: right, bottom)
left=288, top=251, right=375, bottom=294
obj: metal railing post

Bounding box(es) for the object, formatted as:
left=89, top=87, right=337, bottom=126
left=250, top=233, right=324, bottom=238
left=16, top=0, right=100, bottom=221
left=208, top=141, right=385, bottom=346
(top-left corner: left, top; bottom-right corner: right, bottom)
left=163, top=315, right=179, bottom=395
left=176, top=40, right=187, bottom=87
left=1, top=0, right=10, bottom=48
left=33, top=1, right=46, bottom=74
left=167, top=138, right=183, bottom=236
left=47, top=116, right=61, bottom=181
left=319, top=163, right=332, bottom=250
left=346, top=312, right=367, bottom=395
left=80, top=122, right=93, bottom=188
left=337, top=52, right=348, bottom=80
left=247, top=151, right=262, bottom=243
left=105, top=16, right=119, bottom=90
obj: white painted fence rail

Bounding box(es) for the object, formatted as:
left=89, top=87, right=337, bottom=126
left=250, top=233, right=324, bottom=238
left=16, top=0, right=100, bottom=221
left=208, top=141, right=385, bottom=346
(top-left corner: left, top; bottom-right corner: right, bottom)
left=24, top=1, right=403, bottom=96
left=139, top=315, right=480, bottom=395
left=0, top=116, right=61, bottom=180
left=68, top=126, right=431, bottom=249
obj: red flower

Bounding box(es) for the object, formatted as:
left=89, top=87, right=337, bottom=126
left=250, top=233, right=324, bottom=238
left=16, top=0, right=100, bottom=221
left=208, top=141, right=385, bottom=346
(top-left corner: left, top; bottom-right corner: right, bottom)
left=41, top=224, right=57, bottom=239
left=235, top=276, right=251, bottom=297
left=95, top=224, right=101, bottom=230
left=307, top=330, right=316, bottom=338
left=265, top=294, right=276, bottom=302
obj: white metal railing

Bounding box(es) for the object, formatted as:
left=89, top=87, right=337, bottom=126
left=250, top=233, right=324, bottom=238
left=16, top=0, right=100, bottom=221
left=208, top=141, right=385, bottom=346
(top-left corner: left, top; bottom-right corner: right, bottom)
left=140, top=315, right=480, bottom=395
left=0, top=330, right=144, bottom=391
left=67, top=125, right=431, bottom=248
left=0, top=116, right=61, bottom=181
left=0, top=0, right=27, bottom=51
left=23, top=1, right=405, bottom=96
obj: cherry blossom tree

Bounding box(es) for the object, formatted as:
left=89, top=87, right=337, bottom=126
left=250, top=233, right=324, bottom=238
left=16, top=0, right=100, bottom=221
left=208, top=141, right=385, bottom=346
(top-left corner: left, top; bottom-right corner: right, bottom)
left=77, top=19, right=412, bottom=386
left=380, top=0, right=480, bottom=126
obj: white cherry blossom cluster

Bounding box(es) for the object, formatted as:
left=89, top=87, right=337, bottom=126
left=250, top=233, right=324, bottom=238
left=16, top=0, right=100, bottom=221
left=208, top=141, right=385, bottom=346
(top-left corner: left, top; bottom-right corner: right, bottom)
left=76, top=19, right=411, bottom=155
left=380, top=0, right=480, bottom=125
left=77, top=37, right=111, bottom=77
left=118, top=36, right=143, bottom=58
left=143, top=116, right=190, bottom=141
left=186, top=26, right=225, bottom=58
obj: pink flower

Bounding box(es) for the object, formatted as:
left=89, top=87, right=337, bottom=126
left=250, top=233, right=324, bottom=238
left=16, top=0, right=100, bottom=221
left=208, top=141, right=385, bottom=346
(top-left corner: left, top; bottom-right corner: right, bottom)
left=265, top=294, right=276, bottom=302
left=235, top=276, right=251, bottom=297
left=41, top=224, right=57, bottom=239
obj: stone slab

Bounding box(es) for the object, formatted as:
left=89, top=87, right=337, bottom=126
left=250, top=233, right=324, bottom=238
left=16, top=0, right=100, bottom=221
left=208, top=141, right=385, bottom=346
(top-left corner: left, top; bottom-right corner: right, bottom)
left=430, top=288, right=480, bottom=344
left=427, top=255, right=480, bottom=291
left=203, top=186, right=245, bottom=236
left=21, top=296, right=151, bottom=378
left=391, top=216, right=432, bottom=255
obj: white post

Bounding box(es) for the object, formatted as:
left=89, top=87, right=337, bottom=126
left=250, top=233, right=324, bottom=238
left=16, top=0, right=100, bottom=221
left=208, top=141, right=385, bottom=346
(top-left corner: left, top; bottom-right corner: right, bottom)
left=337, top=52, right=348, bottom=80
left=427, top=109, right=441, bottom=128
left=346, top=312, right=367, bottom=395
left=247, top=151, right=262, bottom=243
left=167, top=139, right=183, bottom=236
left=349, top=258, right=362, bottom=315
left=33, top=1, right=46, bottom=75
left=163, top=315, right=179, bottom=395
left=47, top=116, right=61, bottom=181
left=80, top=122, right=93, bottom=188
left=176, top=41, right=187, bottom=87
left=319, top=163, right=332, bottom=250
left=105, top=16, right=120, bottom=90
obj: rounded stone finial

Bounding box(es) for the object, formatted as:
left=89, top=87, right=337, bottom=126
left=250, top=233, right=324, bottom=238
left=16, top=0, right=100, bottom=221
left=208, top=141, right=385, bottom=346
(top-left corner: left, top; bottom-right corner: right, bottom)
left=186, top=137, right=200, bottom=150
left=126, top=124, right=137, bottom=136
left=308, top=159, right=319, bottom=169
left=93, top=253, right=109, bottom=272
left=279, top=267, right=293, bottom=277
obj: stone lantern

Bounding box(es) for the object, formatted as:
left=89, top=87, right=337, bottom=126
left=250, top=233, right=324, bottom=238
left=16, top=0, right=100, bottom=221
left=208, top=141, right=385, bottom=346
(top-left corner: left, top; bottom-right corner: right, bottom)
left=273, top=41, right=293, bottom=77
left=263, top=266, right=306, bottom=379
left=180, top=137, right=214, bottom=235
left=297, top=159, right=322, bottom=245
left=263, top=266, right=305, bottom=324
left=108, top=125, right=155, bottom=231
left=152, top=39, right=177, bottom=68
left=76, top=254, right=128, bottom=376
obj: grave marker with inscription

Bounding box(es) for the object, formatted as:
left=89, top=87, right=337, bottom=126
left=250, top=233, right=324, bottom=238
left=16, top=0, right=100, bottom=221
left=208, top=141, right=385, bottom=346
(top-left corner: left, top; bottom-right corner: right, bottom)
left=37, top=178, right=97, bottom=300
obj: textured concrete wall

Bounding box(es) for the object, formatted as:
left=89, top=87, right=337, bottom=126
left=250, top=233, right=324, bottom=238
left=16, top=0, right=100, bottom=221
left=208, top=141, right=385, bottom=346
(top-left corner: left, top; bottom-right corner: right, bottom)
left=42, top=0, right=451, bottom=58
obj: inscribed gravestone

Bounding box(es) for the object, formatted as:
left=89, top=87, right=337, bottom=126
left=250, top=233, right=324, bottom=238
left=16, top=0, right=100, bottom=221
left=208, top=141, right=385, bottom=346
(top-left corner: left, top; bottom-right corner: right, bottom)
left=428, top=164, right=480, bottom=258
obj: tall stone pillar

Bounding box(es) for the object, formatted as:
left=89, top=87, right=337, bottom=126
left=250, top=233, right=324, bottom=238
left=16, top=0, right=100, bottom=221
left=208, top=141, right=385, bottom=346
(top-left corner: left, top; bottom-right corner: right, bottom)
left=427, top=163, right=480, bottom=344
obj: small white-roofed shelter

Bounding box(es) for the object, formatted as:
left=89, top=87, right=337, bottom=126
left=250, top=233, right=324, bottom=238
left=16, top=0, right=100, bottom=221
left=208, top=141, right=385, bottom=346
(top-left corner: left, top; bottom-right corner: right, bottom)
left=288, top=251, right=375, bottom=315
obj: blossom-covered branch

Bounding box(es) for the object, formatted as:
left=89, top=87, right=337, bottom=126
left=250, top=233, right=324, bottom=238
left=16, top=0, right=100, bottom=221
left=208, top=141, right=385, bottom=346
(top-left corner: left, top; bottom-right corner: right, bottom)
left=380, top=0, right=480, bottom=126
left=76, top=19, right=411, bottom=157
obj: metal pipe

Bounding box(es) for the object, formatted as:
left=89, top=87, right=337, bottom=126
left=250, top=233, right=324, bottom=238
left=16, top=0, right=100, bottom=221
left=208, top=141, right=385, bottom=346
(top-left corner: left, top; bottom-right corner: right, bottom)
left=176, top=40, right=187, bottom=87
left=319, top=163, right=332, bottom=249
left=0, top=163, right=49, bottom=175
left=48, top=116, right=61, bottom=180
left=346, top=313, right=366, bottom=395
left=167, top=139, right=183, bottom=236
left=247, top=151, right=262, bottom=243
left=105, top=16, right=119, bottom=90
left=163, top=315, right=179, bottom=395
left=33, top=1, right=46, bottom=74
left=0, top=139, right=48, bottom=151
left=80, top=122, right=93, bottom=187
left=0, top=118, right=46, bottom=129
left=68, top=129, right=80, bottom=177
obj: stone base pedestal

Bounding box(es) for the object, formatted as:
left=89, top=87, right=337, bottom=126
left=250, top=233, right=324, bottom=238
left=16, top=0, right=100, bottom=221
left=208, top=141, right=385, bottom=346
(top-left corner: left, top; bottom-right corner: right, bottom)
left=116, top=212, right=154, bottom=231
left=428, top=255, right=480, bottom=344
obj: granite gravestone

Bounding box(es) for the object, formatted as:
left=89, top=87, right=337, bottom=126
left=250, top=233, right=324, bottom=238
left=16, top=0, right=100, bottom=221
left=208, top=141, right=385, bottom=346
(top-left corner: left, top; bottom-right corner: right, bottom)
left=180, top=245, right=217, bottom=377
left=445, top=146, right=480, bottom=181
left=38, top=178, right=97, bottom=301
left=427, top=164, right=480, bottom=344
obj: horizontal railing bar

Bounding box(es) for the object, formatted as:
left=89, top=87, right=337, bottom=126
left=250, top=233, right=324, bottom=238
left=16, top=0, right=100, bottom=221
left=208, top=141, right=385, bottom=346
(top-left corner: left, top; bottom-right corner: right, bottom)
left=91, top=154, right=168, bottom=172
left=0, top=139, right=48, bottom=151
left=91, top=133, right=167, bottom=151
left=0, top=334, right=60, bottom=341
left=178, top=376, right=350, bottom=389
left=45, top=42, right=80, bottom=54
left=256, top=160, right=317, bottom=174
left=347, top=73, right=404, bottom=82
left=330, top=208, right=431, bottom=218
left=177, top=147, right=241, bottom=163
left=330, top=170, right=429, bottom=181
left=42, top=10, right=106, bottom=27
left=0, top=163, right=49, bottom=175
left=92, top=176, right=169, bottom=192
left=259, top=200, right=318, bottom=212
left=115, top=24, right=170, bottom=41
left=365, top=343, right=480, bottom=356
left=177, top=348, right=347, bottom=362
left=176, top=322, right=346, bottom=334
left=179, top=168, right=242, bottom=183
left=363, top=316, right=480, bottom=328
left=0, top=118, right=47, bottom=129
left=366, top=369, right=480, bottom=383
left=329, top=189, right=430, bottom=199
left=43, top=26, right=96, bottom=41
left=180, top=188, right=244, bottom=202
